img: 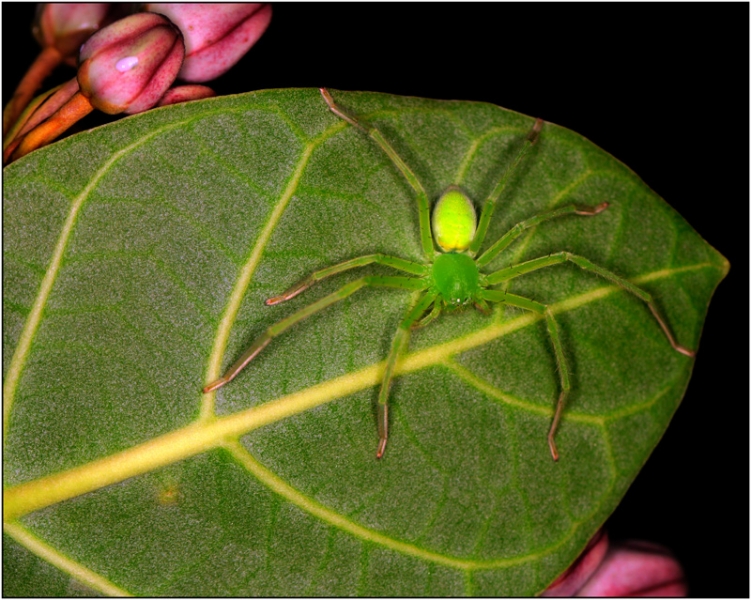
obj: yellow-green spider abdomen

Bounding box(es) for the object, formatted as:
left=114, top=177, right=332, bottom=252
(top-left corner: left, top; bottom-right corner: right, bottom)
left=432, top=186, right=476, bottom=252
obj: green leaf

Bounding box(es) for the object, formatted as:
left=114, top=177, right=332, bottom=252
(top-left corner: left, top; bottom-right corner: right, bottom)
left=3, top=89, right=727, bottom=596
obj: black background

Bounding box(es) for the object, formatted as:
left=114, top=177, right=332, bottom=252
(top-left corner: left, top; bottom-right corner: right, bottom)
left=3, top=4, right=748, bottom=597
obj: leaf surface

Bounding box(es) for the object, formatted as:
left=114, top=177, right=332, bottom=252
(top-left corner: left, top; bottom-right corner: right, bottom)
left=3, top=89, right=727, bottom=596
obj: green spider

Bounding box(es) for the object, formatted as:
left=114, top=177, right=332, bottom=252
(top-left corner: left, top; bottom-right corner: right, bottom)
left=204, top=88, right=694, bottom=460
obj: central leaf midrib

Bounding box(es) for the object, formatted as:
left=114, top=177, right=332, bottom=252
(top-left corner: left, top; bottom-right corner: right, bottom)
left=2, top=262, right=709, bottom=522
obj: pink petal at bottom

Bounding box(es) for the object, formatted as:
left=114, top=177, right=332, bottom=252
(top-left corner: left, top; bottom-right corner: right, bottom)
left=576, top=539, right=687, bottom=597
left=543, top=529, right=609, bottom=597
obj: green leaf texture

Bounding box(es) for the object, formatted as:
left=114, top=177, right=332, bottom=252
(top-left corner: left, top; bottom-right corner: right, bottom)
left=3, top=89, right=727, bottom=596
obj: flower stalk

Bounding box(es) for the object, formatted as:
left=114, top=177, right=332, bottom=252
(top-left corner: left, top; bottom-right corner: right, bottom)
left=3, top=3, right=110, bottom=136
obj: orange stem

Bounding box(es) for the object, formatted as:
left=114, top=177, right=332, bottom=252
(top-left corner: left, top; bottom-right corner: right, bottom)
left=3, top=84, right=63, bottom=150
left=8, top=79, right=80, bottom=146
left=6, top=92, right=93, bottom=163
left=3, top=46, right=64, bottom=137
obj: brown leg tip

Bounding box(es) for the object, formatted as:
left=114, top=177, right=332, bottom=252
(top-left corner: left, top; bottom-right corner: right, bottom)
left=528, top=118, right=544, bottom=143
left=577, top=201, right=609, bottom=216
left=203, top=378, right=226, bottom=393
left=376, top=438, right=387, bottom=459
left=548, top=438, right=559, bottom=461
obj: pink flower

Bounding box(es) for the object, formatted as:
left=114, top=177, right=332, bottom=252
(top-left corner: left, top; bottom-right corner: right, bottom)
left=78, top=12, right=185, bottom=114
left=544, top=530, right=687, bottom=597
left=146, top=4, right=272, bottom=82
left=157, top=84, right=216, bottom=106
left=5, top=12, right=188, bottom=163
left=33, top=3, right=111, bottom=63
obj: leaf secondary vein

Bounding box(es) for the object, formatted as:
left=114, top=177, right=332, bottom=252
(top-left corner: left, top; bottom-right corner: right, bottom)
left=200, top=121, right=346, bottom=420
left=2, top=263, right=710, bottom=522
left=3, top=521, right=131, bottom=596
left=454, top=125, right=522, bottom=185
left=506, top=168, right=596, bottom=268
left=2, top=121, right=189, bottom=438
left=224, top=440, right=576, bottom=570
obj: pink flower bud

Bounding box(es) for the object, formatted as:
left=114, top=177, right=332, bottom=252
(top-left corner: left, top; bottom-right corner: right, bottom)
left=77, top=12, right=185, bottom=114
left=157, top=84, right=216, bottom=106
left=146, top=3, right=272, bottom=82
left=33, top=3, right=111, bottom=63
left=544, top=530, right=609, bottom=597
left=576, top=540, right=687, bottom=596
left=543, top=530, right=687, bottom=597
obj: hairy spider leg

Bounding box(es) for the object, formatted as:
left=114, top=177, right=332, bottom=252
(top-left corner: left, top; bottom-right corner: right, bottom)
left=377, top=291, right=440, bottom=458
left=485, top=252, right=695, bottom=357
left=321, top=88, right=435, bottom=259
left=475, top=202, right=610, bottom=269
left=203, top=276, right=428, bottom=393
left=411, top=300, right=442, bottom=329
left=266, top=254, right=428, bottom=305
left=468, top=118, right=544, bottom=257
left=479, top=289, right=570, bottom=460
left=264, top=250, right=438, bottom=457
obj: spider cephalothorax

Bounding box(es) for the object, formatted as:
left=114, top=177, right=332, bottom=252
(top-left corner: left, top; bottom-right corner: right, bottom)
left=203, top=88, right=694, bottom=460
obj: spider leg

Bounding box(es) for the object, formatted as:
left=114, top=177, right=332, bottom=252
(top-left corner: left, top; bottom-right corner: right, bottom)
left=411, top=298, right=442, bottom=329
left=474, top=298, right=493, bottom=315
left=485, top=252, right=695, bottom=356
left=479, top=289, right=569, bottom=461
left=377, top=291, right=440, bottom=458
left=204, top=276, right=428, bottom=393
left=469, top=118, right=544, bottom=256
left=475, top=202, right=609, bottom=268
left=321, top=88, right=434, bottom=260
left=266, top=254, right=428, bottom=305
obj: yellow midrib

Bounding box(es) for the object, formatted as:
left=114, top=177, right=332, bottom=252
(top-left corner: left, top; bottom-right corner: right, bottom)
left=2, top=262, right=709, bottom=522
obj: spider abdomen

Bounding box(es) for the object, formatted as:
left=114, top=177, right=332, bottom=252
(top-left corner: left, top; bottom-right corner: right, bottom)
left=431, top=252, right=481, bottom=307
left=432, top=186, right=477, bottom=252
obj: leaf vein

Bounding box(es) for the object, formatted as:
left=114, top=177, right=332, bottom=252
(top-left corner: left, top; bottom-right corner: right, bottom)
left=3, top=521, right=131, bottom=596
left=3, top=264, right=711, bottom=523
left=200, top=116, right=353, bottom=420
left=223, top=440, right=583, bottom=571
left=200, top=142, right=317, bottom=420
left=3, top=121, right=189, bottom=437
left=454, top=125, right=527, bottom=185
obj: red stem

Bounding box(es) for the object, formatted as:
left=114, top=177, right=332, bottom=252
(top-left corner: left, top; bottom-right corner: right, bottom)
left=3, top=46, right=64, bottom=136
